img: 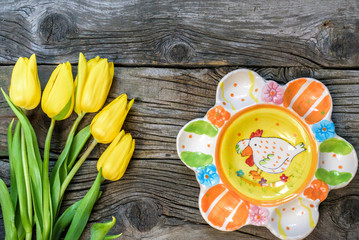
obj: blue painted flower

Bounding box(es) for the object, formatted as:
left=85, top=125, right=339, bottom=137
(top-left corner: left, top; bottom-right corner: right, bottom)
left=236, top=169, right=245, bottom=177
left=197, top=164, right=220, bottom=187
left=312, top=120, right=335, bottom=142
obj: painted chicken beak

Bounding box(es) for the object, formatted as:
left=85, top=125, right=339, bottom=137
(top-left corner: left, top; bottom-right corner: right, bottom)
left=241, top=146, right=253, bottom=156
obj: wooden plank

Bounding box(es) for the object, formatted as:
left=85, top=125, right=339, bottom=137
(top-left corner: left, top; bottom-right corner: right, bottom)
left=0, top=1, right=359, bottom=67
left=0, top=66, right=358, bottom=239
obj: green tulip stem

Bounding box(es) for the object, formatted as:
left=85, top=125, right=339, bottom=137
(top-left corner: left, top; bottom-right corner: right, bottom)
left=59, top=138, right=98, bottom=201
left=43, top=118, right=56, bottom=239
left=21, top=126, right=33, bottom=239
left=101, top=176, right=106, bottom=184
left=66, top=113, right=86, bottom=146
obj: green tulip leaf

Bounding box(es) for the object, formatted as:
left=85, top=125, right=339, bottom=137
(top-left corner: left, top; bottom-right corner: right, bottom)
left=53, top=96, right=73, bottom=121
left=67, top=125, right=92, bottom=169
left=0, top=179, right=17, bottom=240
left=64, top=170, right=102, bottom=240
left=91, top=216, right=122, bottom=240
left=50, top=113, right=85, bottom=217
left=7, top=119, right=17, bottom=208
left=1, top=89, right=44, bottom=231
left=184, top=120, right=218, bottom=137
left=180, top=151, right=213, bottom=168
left=11, top=122, right=32, bottom=234
left=319, top=138, right=353, bottom=155
left=53, top=191, right=103, bottom=240
left=104, top=235, right=123, bottom=240
left=52, top=198, right=82, bottom=240
left=315, top=168, right=352, bottom=186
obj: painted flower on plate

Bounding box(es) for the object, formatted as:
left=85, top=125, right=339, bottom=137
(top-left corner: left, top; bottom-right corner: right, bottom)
left=207, top=105, right=230, bottom=128
left=312, top=120, right=335, bottom=142
left=304, top=179, right=329, bottom=202
left=261, top=80, right=284, bottom=104
left=280, top=174, right=289, bottom=182
left=236, top=169, right=244, bottom=177
left=259, top=178, right=267, bottom=186
left=197, top=164, right=220, bottom=187
left=249, top=205, right=269, bottom=226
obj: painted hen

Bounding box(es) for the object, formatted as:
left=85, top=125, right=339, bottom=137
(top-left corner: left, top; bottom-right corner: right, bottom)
left=236, top=129, right=306, bottom=174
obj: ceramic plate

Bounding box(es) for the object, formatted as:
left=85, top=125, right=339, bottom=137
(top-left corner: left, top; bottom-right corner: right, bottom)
left=176, top=69, right=357, bottom=239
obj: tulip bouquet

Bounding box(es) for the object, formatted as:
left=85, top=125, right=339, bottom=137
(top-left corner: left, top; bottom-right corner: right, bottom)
left=0, top=53, right=135, bottom=240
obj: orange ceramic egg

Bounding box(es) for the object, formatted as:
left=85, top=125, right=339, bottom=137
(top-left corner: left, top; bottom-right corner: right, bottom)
left=283, top=78, right=332, bottom=124
left=201, top=184, right=249, bottom=230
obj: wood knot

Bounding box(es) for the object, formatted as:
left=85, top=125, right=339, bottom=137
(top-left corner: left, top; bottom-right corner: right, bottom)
left=39, top=13, right=75, bottom=43
left=125, top=199, right=161, bottom=232
left=155, top=35, right=194, bottom=63
left=329, top=30, right=358, bottom=59
left=314, top=20, right=359, bottom=61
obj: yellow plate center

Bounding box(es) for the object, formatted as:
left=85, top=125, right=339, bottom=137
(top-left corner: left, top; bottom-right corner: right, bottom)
left=216, top=104, right=317, bottom=207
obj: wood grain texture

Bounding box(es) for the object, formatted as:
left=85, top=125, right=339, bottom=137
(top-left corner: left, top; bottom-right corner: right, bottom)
left=0, top=0, right=359, bottom=67
left=0, top=66, right=358, bottom=239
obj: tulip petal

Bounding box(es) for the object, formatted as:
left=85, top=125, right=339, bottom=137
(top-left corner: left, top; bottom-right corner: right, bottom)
left=42, top=62, right=74, bottom=119
left=97, top=131, right=125, bottom=170
left=9, top=55, right=41, bottom=110
left=90, top=94, right=128, bottom=143
left=113, top=139, right=135, bottom=181
left=53, top=96, right=74, bottom=121
left=74, top=53, right=88, bottom=114
left=81, top=59, right=111, bottom=113
left=25, top=54, right=41, bottom=109
left=102, top=134, right=133, bottom=181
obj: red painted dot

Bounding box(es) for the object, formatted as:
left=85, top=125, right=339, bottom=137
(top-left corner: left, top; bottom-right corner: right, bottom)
left=234, top=83, right=237, bottom=87
left=255, top=88, right=258, bottom=92
left=189, top=135, right=192, bottom=138
left=271, top=218, right=274, bottom=222
left=338, top=165, right=343, bottom=169
left=238, top=133, right=241, bottom=136
left=205, top=174, right=209, bottom=179
left=241, top=98, right=245, bottom=101
left=292, top=208, right=295, bottom=211
left=223, top=102, right=226, bottom=105
left=322, top=161, right=325, bottom=164
left=255, top=118, right=258, bottom=121
left=286, top=226, right=290, bottom=230
left=294, top=133, right=297, bottom=137
left=301, top=211, right=304, bottom=215
left=230, top=93, right=234, bottom=97
left=276, top=123, right=279, bottom=126
left=333, top=154, right=337, bottom=157
left=182, top=145, right=185, bottom=149
left=310, top=204, right=314, bottom=208
left=282, top=208, right=286, bottom=211
left=207, top=144, right=211, bottom=148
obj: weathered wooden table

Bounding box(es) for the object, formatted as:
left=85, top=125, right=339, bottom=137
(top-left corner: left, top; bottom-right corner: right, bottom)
left=0, top=1, right=358, bottom=239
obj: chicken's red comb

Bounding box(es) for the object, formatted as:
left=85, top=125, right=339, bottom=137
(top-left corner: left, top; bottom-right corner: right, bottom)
left=250, top=129, right=263, bottom=138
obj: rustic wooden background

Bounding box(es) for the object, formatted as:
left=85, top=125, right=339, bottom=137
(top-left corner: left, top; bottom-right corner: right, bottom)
left=0, top=0, right=358, bottom=239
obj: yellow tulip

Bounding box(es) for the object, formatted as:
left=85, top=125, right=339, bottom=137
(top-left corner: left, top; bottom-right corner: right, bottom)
left=9, top=54, right=41, bottom=110
left=74, top=53, right=114, bottom=115
left=41, top=62, right=74, bottom=120
left=90, top=94, right=134, bottom=144
left=97, top=130, right=135, bottom=181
